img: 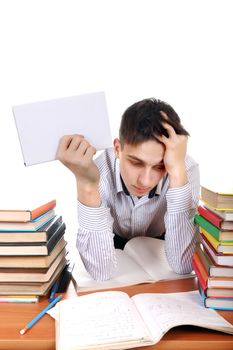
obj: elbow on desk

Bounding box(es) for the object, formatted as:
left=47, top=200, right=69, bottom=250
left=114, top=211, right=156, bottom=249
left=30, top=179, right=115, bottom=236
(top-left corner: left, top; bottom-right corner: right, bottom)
left=85, top=262, right=117, bottom=281
left=79, top=253, right=117, bottom=281
left=168, top=259, right=193, bottom=275
left=172, top=265, right=193, bottom=275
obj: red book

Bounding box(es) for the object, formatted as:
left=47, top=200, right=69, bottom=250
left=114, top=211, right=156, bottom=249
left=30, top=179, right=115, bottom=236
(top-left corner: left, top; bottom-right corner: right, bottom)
left=198, top=205, right=222, bottom=227
left=193, top=251, right=209, bottom=278
left=198, top=204, right=233, bottom=230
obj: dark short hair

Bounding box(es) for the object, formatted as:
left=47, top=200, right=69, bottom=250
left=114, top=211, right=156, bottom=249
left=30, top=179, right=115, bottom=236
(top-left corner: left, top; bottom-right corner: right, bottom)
left=119, top=98, right=189, bottom=145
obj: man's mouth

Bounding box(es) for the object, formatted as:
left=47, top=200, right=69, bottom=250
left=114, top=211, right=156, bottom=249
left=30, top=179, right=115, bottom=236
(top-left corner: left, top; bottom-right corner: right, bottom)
left=133, top=186, right=150, bottom=194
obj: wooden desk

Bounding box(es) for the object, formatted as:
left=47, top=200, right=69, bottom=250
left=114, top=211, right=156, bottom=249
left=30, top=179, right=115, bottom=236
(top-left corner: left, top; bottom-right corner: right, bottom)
left=0, top=277, right=232, bottom=350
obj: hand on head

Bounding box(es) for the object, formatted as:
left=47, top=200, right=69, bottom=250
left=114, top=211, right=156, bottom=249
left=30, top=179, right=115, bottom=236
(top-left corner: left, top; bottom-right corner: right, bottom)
left=156, top=118, right=188, bottom=188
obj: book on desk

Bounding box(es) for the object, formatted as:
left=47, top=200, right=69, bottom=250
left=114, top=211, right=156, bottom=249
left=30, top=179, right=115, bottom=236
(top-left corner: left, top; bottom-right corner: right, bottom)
left=201, top=185, right=233, bottom=211
left=0, top=200, right=69, bottom=298
left=194, top=186, right=233, bottom=311
left=0, top=199, right=56, bottom=222
left=72, top=236, right=194, bottom=292
left=55, top=289, right=233, bottom=350
left=0, top=215, right=64, bottom=243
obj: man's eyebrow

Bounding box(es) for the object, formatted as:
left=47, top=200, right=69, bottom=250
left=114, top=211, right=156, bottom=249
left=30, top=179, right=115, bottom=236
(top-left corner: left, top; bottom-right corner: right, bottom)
left=127, top=155, right=164, bottom=166
left=127, top=155, right=145, bottom=164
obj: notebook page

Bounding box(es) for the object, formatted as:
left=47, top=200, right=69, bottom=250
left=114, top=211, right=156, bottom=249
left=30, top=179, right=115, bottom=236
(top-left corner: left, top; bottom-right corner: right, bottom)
left=124, top=237, right=193, bottom=280
left=72, top=249, right=153, bottom=292
left=132, top=290, right=233, bottom=342
left=56, top=291, right=153, bottom=350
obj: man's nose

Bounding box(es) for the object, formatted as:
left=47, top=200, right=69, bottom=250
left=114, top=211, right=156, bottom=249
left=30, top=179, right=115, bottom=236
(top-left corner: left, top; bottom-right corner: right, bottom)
left=138, top=169, right=153, bottom=187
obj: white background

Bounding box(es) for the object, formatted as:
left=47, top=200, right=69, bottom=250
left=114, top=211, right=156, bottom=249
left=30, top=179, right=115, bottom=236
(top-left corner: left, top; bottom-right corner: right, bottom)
left=0, top=0, right=232, bottom=242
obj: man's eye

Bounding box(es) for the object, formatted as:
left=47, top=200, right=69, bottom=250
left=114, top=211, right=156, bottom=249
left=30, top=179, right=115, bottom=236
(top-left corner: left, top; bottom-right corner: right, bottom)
left=154, top=165, right=165, bottom=171
left=130, top=161, right=141, bottom=167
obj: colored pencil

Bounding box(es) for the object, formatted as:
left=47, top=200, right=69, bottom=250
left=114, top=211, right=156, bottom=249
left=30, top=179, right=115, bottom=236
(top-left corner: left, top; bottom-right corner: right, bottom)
left=20, top=294, right=62, bottom=334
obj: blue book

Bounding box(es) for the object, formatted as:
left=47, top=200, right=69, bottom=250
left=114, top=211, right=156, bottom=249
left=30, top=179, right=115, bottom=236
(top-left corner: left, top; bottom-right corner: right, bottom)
left=204, top=297, right=233, bottom=311
left=0, top=210, right=55, bottom=232
left=198, top=281, right=233, bottom=310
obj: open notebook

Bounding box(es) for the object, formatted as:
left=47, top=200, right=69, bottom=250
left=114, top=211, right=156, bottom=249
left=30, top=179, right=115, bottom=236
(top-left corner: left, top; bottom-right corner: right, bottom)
left=52, top=290, right=233, bottom=350
left=72, top=237, right=194, bottom=292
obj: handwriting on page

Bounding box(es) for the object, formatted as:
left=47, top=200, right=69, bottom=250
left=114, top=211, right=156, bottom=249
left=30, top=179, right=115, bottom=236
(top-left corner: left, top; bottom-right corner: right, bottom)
left=132, top=291, right=232, bottom=341
left=58, top=293, right=151, bottom=348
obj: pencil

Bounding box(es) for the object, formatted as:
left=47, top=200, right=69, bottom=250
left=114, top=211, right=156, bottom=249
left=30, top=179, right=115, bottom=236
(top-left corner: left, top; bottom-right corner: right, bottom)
left=19, top=294, right=62, bottom=335
left=49, top=280, right=59, bottom=302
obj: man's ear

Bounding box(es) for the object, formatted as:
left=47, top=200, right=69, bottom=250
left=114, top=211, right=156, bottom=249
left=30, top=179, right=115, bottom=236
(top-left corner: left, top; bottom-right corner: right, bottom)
left=113, top=138, right=121, bottom=158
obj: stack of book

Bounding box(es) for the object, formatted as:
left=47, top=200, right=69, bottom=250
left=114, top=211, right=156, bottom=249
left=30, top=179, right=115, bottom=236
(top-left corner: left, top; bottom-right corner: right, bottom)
left=0, top=200, right=68, bottom=302
left=193, top=185, right=233, bottom=310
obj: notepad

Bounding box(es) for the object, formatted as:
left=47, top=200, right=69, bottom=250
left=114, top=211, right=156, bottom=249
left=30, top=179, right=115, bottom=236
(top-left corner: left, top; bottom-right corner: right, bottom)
left=55, top=290, right=233, bottom=350
left=13, top=91, right=112, bottom=166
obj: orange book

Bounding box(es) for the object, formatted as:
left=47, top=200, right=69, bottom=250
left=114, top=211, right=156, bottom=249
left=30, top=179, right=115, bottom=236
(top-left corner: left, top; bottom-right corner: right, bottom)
left=192, top=252, right=208, bottom=291
left=193, top=250, right=209, bottom=280
left=0, top=200, right=56, bottom=222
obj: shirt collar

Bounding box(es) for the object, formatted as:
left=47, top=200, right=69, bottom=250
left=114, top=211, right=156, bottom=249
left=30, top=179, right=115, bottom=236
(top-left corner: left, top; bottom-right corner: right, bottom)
left=114, top=158, right=163, bottom=198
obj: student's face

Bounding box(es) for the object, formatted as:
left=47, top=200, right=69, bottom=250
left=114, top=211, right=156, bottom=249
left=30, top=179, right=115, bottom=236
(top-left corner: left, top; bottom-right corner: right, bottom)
left=114, top=138, right=166, bottom=197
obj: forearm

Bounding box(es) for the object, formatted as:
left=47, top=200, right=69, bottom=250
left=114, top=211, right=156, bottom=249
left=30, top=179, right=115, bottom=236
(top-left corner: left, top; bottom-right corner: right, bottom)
left=164, top=183, right=199, bottom=274
left=76, top=201, right=117, bottom=280
left=168, top=164, right=188, bottom=188
left=77, top=181, right=101, bottom=207
left=165, top=211, right=199, bottom=274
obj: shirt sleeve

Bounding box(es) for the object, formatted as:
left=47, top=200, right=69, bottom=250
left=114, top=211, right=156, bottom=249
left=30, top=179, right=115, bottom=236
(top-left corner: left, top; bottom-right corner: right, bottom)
left=76, top=201, right=117, bottom=281
left=164, top=161, right=200, bottom=274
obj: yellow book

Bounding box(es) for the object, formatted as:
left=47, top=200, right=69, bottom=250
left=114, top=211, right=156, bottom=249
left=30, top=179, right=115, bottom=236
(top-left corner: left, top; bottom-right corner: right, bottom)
left=200, top=227, right=233, bottom=254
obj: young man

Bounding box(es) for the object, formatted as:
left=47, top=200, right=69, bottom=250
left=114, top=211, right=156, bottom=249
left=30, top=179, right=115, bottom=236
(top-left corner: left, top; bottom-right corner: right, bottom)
left=56, top=98, right=200, bottom=280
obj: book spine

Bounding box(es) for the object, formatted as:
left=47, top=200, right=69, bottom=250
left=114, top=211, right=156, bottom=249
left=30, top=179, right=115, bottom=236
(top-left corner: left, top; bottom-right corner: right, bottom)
left=192, top=257, right=207, bottom=293
left=47, top=222, right=66, bottom=254
left=200, top=228, right=233, bottom=254
left=45, top=216, right=63, bottom=240
left=196, top=244, right=212, bottom=274
left=193, top=251, right=209, bottom=280
left=197, top=281, right=206, bottom=301
left=201, top=199, right=233, bottom=211
left=200, top=228, right=220, bottom=251
left=198, top=205, right=222, bottom=229
left=201, top=234, right=233, bottom=266
left=194, top=214, right=220, bottom=240
left=204, top=302, right=233, bottom=311
left=0, top=296, right=39, bottom=303
left=31, top=200, right=56, bottom=220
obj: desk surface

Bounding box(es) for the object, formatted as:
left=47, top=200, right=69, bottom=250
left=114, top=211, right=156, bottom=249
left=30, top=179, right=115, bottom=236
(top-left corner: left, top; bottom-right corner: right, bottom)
left=0, top=277, right=232, bottom=350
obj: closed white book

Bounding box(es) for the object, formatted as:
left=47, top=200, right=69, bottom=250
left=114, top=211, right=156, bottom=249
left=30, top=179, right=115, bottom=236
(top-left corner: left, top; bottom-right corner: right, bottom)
left=13, top=92, right=112, bottom=166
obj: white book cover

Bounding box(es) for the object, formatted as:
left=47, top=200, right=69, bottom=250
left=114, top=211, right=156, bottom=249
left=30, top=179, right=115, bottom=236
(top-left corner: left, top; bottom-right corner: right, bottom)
left=13, top=91, right=112, bottom=166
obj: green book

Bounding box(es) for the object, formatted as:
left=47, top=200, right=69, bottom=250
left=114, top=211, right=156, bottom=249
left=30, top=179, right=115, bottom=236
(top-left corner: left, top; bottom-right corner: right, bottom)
left=194, top=214, right=233, bottom=243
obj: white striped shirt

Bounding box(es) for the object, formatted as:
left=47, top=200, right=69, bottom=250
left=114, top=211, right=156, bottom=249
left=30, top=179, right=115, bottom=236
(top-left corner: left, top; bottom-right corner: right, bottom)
left=76, top=148, right=200, bottom=280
